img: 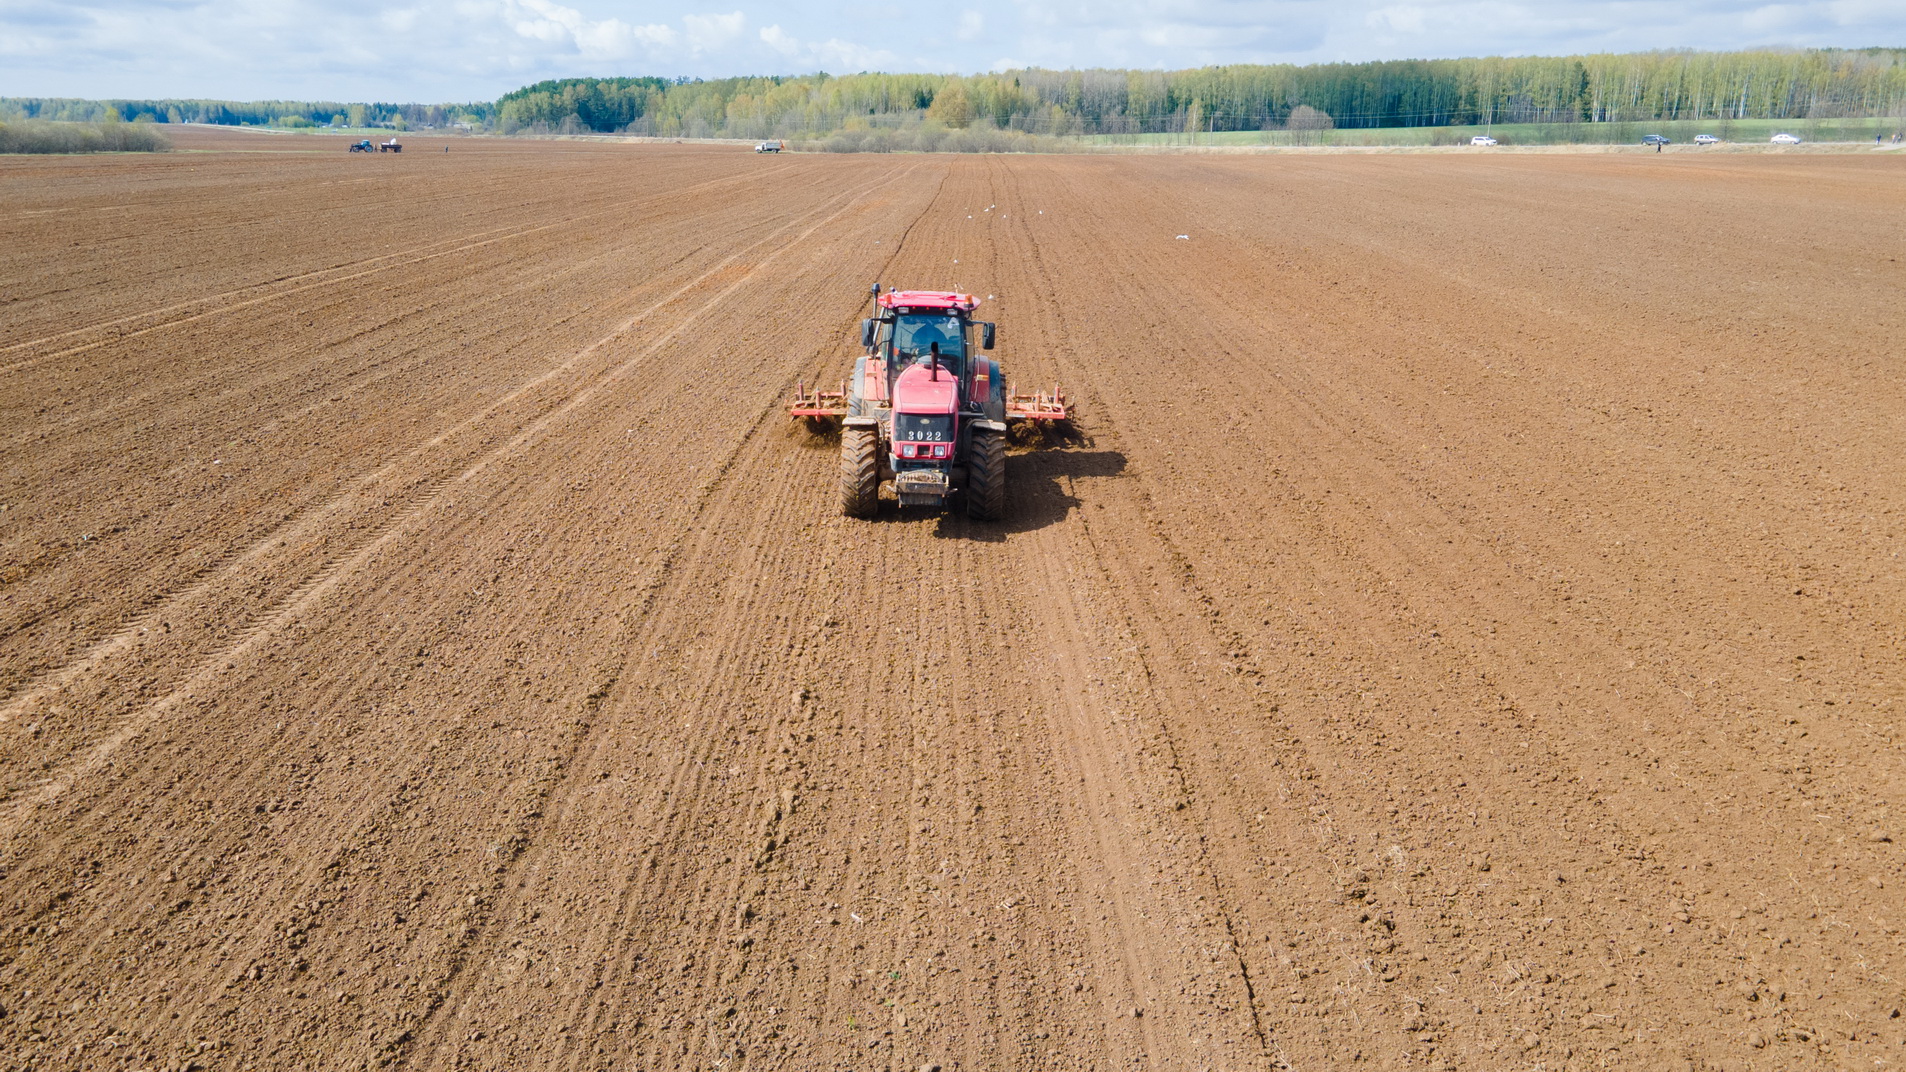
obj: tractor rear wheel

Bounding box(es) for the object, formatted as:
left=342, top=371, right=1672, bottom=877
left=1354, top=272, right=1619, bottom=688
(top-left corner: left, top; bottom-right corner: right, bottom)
left=840, top=427, right=879, bottom=518
left=966, top=429, right=1005, bottom=521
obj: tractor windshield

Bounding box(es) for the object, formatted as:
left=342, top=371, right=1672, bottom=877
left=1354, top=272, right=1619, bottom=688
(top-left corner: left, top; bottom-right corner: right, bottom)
left=891, top=315, right=965, bottom=367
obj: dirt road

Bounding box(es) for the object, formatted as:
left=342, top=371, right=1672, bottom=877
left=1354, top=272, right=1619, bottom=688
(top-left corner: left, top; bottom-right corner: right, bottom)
left=3, top=129, right=1903, bottom=1071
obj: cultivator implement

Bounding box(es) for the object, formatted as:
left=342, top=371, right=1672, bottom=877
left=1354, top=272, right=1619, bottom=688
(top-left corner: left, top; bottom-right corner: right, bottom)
left=787, top=381, right=849, bottom=421
left=1005, top=385, right=1069, bottom=423
left=786, top=382, right=1069, bottom=425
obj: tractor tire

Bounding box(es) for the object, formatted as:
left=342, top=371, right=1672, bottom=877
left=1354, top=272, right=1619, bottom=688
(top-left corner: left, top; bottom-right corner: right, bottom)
left=966, top=429, right=1006, bottom=521
left=840, top=427, right=879, bottom=518
left=848, top=357, right=868, bottom=417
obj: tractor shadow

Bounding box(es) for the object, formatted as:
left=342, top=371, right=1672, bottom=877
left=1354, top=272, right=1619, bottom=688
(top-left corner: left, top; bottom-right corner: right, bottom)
left=789, top=419, right=1124, bottom=540
left=932, top=444, right=1127, bottom=542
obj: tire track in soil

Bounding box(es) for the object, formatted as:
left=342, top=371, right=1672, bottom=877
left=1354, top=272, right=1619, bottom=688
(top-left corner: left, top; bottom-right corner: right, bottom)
left=0, top=165, right=920, bottom=841
left=391, top=163, right=948, bottom=1072
left=1, top=165, right=578, bottom=322
left=194, top=162, right=936, bottom=1066
left=981, top=156, right=1528, bottom=1066
left=0, top=166, right=808, bottom=671
left=787, top=156, right=1274, bottom=1071
left=602, top=173, right=1036, bottom=1068
left=973, top=155, right=1280, bottom=1069
left=1205, top=238, right=1903, bottom=1056
left=0, top=470, right=447, bottom=837
left=985, top=157, right=1599, bottom=1067
left=0, top=168, right=839, bottom=458
left=0, top=158, right=931, bottom=1068
left=0, top=161, right=799, bottom=376
left=581, top=155, right=1280, bottom=1071
left=394, top=159, right=1149, bottom=1072
left=0, top=162, right=852, bottom=719
left=982, top=154, right=1906, bottom=1065
left=631, top=167, right=1058, bottom=1072
left=960, top=159, right=1187, bottom=1062
left=1006, top=165, right=1408, bottom=1064
left=399, top=471, right=831, bottom=1072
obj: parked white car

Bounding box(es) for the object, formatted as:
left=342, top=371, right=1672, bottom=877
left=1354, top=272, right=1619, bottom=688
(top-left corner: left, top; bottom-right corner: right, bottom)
left=1470, top=135, right=1498, bottom=146
left=1694, top=134, right=1720, bottom=145
left=1771, top=133, right=1801, bottom=144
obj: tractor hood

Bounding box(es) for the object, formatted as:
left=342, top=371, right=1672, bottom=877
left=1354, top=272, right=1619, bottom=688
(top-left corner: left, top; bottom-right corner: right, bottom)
left=891, top=362, right=959, bottom=414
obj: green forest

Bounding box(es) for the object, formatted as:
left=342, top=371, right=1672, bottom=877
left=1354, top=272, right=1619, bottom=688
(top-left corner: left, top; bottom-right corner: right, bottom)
left=0, top=97, right=490, bottom=132
left=492, top=48, right=1906, bottom=138
left=6, top=47, right=1903, bottom=144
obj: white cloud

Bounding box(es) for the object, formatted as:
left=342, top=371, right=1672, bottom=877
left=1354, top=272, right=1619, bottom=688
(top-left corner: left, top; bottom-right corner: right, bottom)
left=758, top=23, right=896, bottom=71
left=504, top=0, right=583, bottom=45
left=958, top=10, right=985, bottom=41
left=580, top=19, right=677, bottom=59
left=685, top=11, right=747, bottom=52
left=495, top=0, right=675, bottom=59
left=760, top=24, right=800, bottom=55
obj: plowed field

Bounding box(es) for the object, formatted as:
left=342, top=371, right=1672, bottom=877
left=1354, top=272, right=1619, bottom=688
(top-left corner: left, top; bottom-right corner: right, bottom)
left=4, top=128, right=1904, bottom=1071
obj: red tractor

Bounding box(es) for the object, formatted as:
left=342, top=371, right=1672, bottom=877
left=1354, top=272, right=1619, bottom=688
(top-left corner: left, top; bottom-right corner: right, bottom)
left=788, top=286, right=1068, bottom=520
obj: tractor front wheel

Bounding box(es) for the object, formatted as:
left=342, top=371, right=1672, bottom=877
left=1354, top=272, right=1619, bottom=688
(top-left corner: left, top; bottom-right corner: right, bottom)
left=966, top=429, right=1005, bottom=521
left=840, top=427, right=879, bottom=518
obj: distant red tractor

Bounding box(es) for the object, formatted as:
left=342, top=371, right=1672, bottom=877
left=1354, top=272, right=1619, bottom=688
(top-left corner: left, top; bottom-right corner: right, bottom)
left=788, top=286, right=1068, bottom=520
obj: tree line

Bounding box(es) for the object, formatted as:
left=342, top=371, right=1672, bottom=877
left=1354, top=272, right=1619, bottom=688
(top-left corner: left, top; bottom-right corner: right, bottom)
left=0, top=115, right=171, bottom=154
left=0, top=97, right=491, bottom=132
left=6, top=47, right=1903, bottom=141
left=496, top=49, right=1906, bottom=137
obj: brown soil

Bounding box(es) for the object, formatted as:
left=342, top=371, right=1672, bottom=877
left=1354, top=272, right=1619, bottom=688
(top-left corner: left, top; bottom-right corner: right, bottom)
left=3, top=128, right=1903, bottom=1071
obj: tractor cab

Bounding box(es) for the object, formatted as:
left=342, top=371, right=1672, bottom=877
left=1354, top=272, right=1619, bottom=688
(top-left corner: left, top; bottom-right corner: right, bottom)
left=861, top=290, right=994, bottom=412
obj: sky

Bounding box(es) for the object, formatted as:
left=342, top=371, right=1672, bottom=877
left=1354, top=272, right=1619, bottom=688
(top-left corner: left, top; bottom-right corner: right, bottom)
left=2, top=0, right=1902, bottom=103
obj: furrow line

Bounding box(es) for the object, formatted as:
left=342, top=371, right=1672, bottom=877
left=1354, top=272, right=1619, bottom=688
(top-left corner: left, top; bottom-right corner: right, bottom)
left=996, top=155, right=1280, bottom=1067
left=0, top=167, right=914, bottom=844
left=0, top=160, right=799, bottom=376
left=0, top=169, right=851, bottom=722
left=336, top=163, right=930, bottom=1066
